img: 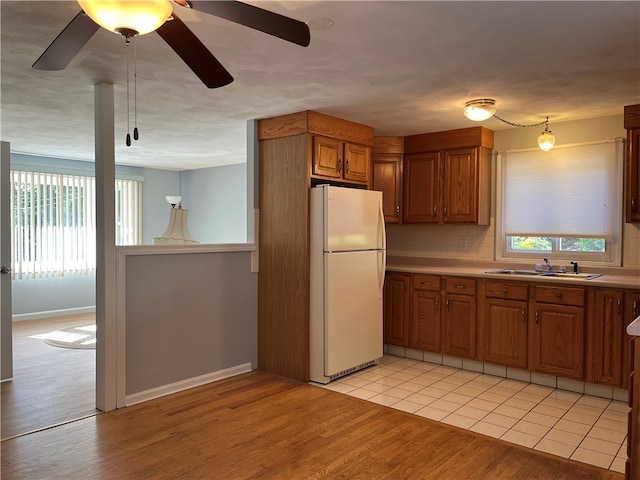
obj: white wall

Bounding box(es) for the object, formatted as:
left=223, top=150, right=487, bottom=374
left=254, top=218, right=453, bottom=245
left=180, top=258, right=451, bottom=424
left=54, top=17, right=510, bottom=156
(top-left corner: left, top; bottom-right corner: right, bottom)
left=180, top=164, right=247, bottom=244
left=387, top=114, right=640, bottom=268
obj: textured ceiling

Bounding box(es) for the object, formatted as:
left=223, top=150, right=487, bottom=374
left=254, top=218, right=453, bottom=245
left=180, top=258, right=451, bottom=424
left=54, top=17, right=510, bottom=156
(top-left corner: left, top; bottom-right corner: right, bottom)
left=1, top=1, right=639, bottom=170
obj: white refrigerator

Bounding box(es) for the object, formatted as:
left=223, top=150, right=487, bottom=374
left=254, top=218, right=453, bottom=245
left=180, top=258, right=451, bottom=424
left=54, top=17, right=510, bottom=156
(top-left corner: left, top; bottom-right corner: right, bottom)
left=309, top=185, right=386, bottom=384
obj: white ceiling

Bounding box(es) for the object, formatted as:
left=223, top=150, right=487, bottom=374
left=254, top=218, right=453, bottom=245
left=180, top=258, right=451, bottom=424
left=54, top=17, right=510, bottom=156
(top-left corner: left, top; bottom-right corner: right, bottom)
left=1, top=1, right=639, bottom=171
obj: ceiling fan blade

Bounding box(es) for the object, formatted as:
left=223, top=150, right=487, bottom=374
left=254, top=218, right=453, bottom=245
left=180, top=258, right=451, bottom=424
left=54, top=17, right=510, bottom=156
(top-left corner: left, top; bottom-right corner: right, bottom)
left=182, top=1, right=310, bottom=47
left=33, top=11, right=100, bottom=70
left=156, top=13, right=234, bottom=88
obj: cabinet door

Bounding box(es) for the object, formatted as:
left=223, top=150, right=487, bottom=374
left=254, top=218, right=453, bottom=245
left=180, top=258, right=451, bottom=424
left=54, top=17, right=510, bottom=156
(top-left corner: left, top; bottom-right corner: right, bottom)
left=313, top=136, right=342, bottom=179
left=383, top=273, right=410, bottom=347
left=443, top=293, right=477, bottom=359
left=372, top=155, right=402, bottom=223
left=531, top=303, right=584, bottom=379
left=623, top=291, right=640, bottom=389
left=411, top=290, right=441, bottom=352
left=590, top=289, right=624, bottom=387
left=443, top=147, right=477, bottom=223
left=483, top=298, right=528, bottom=369
left=403, top=152, right=440, bottom=223
left=627, top=128, right=640, bottom=223
left=344, top=143, right=370, bottom=184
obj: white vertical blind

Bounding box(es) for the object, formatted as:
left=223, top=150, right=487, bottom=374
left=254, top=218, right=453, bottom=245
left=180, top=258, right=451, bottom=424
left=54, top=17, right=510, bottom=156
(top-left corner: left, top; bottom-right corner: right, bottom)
left=10, top=170, right=141, bottom=279
left=503, top=140, right=621, bottom=238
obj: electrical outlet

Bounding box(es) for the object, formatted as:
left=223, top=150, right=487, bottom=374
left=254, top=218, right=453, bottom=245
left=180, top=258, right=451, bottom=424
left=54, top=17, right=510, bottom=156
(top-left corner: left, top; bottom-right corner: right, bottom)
left=459, top=238, right=468, bottom=251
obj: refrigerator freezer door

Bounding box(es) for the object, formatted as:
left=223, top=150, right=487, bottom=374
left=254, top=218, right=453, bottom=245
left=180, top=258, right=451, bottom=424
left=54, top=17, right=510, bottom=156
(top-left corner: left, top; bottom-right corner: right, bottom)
left=324, top=250, right=383, bottom=376
left=323, top=186, right=385, bottom=252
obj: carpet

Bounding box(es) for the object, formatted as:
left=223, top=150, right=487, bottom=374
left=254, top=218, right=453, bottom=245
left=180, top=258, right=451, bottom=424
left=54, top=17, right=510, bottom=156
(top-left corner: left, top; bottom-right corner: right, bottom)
left=41, top=324, right=96, bottom=350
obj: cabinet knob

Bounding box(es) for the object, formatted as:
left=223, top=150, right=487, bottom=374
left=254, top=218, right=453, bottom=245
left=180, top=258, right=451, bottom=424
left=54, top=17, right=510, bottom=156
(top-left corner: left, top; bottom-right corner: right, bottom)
left=632, top=196, right=637, bottom=212
left=535, top=310, right=540, bottom=324
left=556, top=292, right=562, bottom=299
left=338, top=159, right=343, bottom=172
left=522, top=308, right=526, bottom=321
left=444, top=205, right=448, bottom=216
left=455, top=285, right=465, bottom=289
left=395, top=205, right=400, bottom=217
left=433, top=205, right=437, bottom=216
left=503, top=289, right=508, bottom=295
left=345, top=160, right=350, bottom=173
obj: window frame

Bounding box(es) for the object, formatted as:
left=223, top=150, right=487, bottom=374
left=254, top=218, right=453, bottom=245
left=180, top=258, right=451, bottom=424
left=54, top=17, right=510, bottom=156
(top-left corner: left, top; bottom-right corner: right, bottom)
left=495, top=139, right=623, bottom=267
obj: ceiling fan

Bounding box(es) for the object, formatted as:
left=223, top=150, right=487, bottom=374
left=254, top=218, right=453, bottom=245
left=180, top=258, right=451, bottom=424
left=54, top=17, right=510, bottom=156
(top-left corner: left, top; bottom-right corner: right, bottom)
left=32, top=0, right=311, bottom=88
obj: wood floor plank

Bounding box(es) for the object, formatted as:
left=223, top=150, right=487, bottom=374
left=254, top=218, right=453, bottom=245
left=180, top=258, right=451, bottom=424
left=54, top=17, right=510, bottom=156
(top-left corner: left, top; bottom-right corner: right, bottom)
left=1, top=370, right=623, bottom=479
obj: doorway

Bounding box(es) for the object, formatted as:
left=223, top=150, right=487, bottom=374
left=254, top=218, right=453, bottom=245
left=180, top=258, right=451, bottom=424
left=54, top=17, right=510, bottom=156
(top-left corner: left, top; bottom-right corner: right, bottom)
left=1, top=313, right=98, bottom=439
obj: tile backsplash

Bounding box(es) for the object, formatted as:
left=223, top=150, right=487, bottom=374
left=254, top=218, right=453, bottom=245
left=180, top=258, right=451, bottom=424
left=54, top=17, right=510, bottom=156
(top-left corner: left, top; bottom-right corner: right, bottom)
left=387, top=220, right=640, bottom=269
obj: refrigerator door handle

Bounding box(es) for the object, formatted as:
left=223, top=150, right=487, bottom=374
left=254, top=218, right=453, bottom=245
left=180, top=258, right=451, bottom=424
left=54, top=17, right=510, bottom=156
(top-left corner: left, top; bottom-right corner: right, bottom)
left=378, top=198, right=386, bottom=298
left=378, top=198, right=387, bottom=251
left=378, top=249, right=386, bottom=298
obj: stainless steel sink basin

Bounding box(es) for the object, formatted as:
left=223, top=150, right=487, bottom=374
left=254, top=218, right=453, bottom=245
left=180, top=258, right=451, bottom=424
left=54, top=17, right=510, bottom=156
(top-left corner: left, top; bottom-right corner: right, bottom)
left=486, top=269, right=602, bottom=280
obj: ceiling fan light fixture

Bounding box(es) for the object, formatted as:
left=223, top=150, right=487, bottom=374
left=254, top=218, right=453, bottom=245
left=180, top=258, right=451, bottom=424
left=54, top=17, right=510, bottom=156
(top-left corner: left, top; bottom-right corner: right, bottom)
left=78, top=0, right=173, bottom=36
left=464, top=98, right=496, bottom=121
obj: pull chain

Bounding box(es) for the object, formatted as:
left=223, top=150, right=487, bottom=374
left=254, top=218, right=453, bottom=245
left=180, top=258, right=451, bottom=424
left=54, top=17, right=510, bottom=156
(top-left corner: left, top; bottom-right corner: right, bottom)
left=125, top=40, right=131, bottom=147
left=133, top=37, right=139, bottom=141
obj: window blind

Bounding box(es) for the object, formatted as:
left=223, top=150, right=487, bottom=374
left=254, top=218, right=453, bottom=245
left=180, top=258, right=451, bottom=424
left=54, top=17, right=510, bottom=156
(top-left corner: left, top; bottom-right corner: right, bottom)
left=503, top=141, right=620, bottom=238
left=11, top=170, right=141, bottom=279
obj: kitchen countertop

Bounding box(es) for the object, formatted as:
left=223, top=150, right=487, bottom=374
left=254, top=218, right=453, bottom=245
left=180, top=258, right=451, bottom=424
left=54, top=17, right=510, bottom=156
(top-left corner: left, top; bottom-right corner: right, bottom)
left=386, top=256, right=640, bottom=289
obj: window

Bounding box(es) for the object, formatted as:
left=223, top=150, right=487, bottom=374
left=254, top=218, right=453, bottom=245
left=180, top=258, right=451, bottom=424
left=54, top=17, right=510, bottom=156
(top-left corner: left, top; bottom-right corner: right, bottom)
left=496, top=139, right=623, bottom=265
left=10, top=170, right=142, bottom=279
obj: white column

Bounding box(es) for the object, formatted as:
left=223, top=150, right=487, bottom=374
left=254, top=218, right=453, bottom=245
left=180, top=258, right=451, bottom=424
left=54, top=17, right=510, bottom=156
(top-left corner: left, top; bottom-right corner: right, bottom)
left=94, top=82, right=117, bottom=412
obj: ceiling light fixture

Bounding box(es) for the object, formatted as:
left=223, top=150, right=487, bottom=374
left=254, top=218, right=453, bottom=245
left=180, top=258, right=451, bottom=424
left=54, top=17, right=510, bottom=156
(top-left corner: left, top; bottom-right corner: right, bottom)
left=537, top=117, right=555, bottom=151
left=463, top=98, right=556, bottom=151
left=464, top=98, right=497, bottom=121
left=77, top=0, right=173, bottom=38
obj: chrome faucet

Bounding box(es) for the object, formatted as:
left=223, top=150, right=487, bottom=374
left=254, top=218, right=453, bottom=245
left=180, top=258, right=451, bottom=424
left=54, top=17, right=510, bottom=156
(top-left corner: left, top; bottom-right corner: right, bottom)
left=543, top=258, right=552, bottom=271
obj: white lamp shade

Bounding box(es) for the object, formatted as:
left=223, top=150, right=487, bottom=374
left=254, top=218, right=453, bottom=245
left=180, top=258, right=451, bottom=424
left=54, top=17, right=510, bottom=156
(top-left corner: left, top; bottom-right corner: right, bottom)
left=78, top=0, right=173, bottom=36
left=538, top=130, right=556, bottom=151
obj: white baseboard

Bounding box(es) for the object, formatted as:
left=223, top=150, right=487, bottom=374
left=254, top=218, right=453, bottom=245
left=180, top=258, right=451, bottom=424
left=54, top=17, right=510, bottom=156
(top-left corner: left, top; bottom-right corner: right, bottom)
left=12, top=306, right=96, bottom=322
left=124, top=363, right=253, bottom=407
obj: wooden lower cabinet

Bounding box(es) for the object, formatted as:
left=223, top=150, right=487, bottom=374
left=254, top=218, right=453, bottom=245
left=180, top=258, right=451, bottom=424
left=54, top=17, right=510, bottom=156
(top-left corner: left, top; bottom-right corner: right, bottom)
left=409, top=274, right=442, bottom=352
left=482, top=280, right=529, bottom=369
left=530, top=285, right=585, bottom=380
left=383, top=273, right=410, bottom=347
left=443, top=278, right=477, bottom=359
left=628, top=337, right=640, bottom=480
left=589, top=288, right=625, bottom=387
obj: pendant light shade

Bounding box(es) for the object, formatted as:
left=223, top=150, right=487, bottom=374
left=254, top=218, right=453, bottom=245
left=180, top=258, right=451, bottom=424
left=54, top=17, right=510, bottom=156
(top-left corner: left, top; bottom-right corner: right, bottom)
left=538, top=128, right=556, bottom=151
left=463, top=98, right=496, bottom=121
left=77, top=0, right=173, bottom=36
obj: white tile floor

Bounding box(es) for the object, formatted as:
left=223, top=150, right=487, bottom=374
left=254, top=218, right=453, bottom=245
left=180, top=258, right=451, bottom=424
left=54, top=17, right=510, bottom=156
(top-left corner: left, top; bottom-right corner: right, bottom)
left=318, top=355, right=628, bottom=473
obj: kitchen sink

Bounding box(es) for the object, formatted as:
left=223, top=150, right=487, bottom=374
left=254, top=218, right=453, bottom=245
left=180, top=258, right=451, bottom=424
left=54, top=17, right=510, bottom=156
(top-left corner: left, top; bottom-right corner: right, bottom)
left=486, top=269, right=602, bottom=280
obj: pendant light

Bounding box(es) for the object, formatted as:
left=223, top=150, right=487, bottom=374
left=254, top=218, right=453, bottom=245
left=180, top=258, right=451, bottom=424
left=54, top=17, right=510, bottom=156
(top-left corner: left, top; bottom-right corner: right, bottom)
left=537, top=117, right=555, bottom=151
left=463, top=98, right=556, bottom=151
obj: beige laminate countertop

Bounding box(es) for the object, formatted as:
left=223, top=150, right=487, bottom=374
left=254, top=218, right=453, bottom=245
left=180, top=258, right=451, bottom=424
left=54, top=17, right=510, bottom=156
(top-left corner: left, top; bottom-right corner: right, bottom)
left=386, top=256, right=640, bottom=290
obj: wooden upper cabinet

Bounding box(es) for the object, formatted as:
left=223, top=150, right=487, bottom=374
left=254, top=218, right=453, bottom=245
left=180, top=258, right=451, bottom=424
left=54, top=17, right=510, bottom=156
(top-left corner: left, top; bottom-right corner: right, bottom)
left=372, top=136, right=404, bottom=223
left=443, top=147, right=478, bottom=223
left=312, top=135, right=370, bottom=185
left=403, top=127, right=493, bottom=225
left=625, top=104, right=640, bottom=223
left=403, top=152, right=440, bottom=223
left=313, top=136, right=342, bottom=179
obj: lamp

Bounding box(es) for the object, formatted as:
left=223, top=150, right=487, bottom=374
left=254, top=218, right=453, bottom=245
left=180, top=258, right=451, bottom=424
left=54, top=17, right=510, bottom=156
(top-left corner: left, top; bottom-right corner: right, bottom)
left=537, top=117, right=555, bottom=151
left=463, top=98, right=556, bottom=151
left=165, top=195, right=182, bottom=208
left=464, top=98, right=496, bottom=121
left=77, top=0, right=173, bottom=37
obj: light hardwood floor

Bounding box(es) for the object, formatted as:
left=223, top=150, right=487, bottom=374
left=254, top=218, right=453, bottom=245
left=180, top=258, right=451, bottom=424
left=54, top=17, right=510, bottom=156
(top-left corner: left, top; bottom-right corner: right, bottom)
left=0, top=314, right=98, bottom=439
left=1, top=370, right=624, bottom=479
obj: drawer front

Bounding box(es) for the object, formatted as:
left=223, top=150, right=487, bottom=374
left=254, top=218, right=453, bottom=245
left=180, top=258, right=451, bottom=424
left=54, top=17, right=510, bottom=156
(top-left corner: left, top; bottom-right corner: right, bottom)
left=485, top=281, right=529, bottom=301
left=445, top=277, right=477, bottom=296
left=534, top=285, right=585, bottom=306
left=412, top=274, right=441, bottom=291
